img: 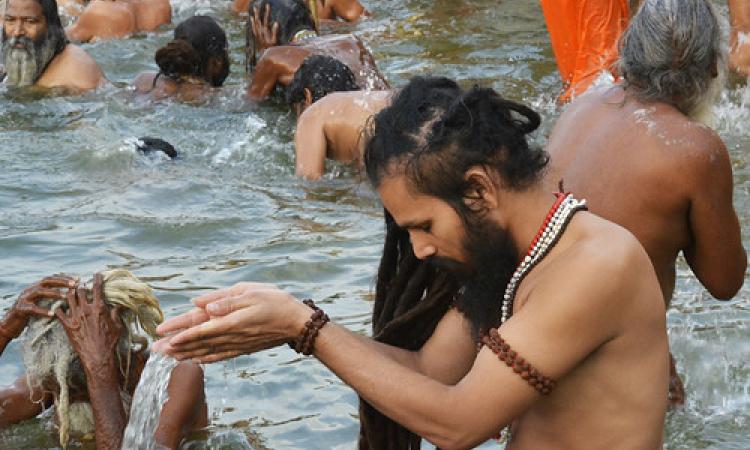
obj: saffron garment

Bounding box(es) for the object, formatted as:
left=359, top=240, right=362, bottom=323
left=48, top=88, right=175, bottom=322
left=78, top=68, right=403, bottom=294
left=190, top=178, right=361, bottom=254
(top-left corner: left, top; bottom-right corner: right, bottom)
left=541, top=0, right=630, bottom=101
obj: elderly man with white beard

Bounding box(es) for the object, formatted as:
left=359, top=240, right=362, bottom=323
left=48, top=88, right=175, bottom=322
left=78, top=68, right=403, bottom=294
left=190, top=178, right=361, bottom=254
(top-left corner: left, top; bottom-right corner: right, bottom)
left=544, top=0, right=747, bottom=406
left=1, top=0, right=103, bottom=90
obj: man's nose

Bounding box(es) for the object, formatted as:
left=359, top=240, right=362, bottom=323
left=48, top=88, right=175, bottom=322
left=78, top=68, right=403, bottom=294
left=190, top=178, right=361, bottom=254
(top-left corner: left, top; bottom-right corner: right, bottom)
left=410, top=234, right=437, bottom=260
left=9, top=23, right=25, bottom=38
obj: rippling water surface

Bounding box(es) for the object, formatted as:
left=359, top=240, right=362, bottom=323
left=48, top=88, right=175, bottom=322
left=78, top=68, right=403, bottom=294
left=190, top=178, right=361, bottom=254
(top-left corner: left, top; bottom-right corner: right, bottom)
left=0, top=0, right=748, bottom=448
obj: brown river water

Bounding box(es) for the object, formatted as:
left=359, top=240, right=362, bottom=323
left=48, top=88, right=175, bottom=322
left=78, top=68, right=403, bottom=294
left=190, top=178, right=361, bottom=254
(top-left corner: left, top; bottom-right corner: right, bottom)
left=0, top=0, right=748, bottom=448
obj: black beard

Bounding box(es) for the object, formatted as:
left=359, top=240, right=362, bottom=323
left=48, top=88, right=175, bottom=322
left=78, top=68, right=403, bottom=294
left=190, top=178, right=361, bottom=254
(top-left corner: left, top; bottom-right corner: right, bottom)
left=429, top=215, right=518, bottom=339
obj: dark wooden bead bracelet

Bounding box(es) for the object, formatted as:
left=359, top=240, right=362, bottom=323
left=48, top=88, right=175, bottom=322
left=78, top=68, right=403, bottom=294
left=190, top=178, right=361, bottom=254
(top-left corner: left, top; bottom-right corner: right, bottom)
left=289, top=299, right=330, bottom=356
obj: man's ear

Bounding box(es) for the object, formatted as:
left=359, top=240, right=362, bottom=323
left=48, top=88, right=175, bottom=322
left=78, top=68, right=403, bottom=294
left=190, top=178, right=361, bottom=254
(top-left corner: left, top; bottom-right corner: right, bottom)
left=462, top=166, right=498, bottom=213
left=303, top=88, right=314, bottom=107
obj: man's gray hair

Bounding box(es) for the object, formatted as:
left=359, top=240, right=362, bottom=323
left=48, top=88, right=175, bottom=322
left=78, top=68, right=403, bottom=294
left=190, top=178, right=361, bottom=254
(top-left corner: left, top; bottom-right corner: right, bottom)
left=617, top=0, right=726, bottom=117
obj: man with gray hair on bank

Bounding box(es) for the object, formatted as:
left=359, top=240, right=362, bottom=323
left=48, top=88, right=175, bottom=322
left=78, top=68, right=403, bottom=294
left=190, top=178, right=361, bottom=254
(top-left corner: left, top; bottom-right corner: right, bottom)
left=545, top=0, right=746, bottom=405
left=1, top=0, right=104, bottom=90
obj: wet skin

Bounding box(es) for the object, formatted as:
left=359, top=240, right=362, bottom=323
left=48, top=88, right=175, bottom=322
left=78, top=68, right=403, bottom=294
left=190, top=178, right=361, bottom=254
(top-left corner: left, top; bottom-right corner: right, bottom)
left=66, top=0, right=170, bottom=42
left=232, top=0, right=368, bottom=21
left=294, top=89, right=391, bottom=179
left=3, top=0, right=105, bottom=90
left=153, top=170, right=669, bottom=450
left=545, top=85, right=747, bottom=405
left=133, top=71, right=217, bottom=104
left=0, top=275, right=207, bottom=450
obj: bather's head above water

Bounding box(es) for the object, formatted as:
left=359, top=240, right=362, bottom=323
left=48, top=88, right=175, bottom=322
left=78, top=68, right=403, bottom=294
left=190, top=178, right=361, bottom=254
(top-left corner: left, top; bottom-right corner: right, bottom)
left=617, top=0, right=725, bottom=125
left=22, top=269, right=163, bottom=448
left=286, top=54, right=359, bottom=115
left=245, top=0, right=316, bottom=71
left=2, top=0, right=68, bottom=86
left=155, top=15, right=230, bottom=88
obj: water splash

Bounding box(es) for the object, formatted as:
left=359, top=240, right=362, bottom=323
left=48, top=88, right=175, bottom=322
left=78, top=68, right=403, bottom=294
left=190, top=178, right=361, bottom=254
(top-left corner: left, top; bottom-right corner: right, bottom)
left=122, top=352, right=179, bottom=450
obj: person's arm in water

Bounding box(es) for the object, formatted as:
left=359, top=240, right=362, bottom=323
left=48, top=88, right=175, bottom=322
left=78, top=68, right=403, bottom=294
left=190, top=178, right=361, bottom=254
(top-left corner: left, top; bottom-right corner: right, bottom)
left=729, top=0, right=750, bottom=77
left=0, top=276, right=75, bottom=427
left=683, top=132, right=746, bottom=299
left=152, top=360, right=208, bottom=449
left=55, top=274, right=127, bottom=450
left=294, top=105, right=328, bottom=180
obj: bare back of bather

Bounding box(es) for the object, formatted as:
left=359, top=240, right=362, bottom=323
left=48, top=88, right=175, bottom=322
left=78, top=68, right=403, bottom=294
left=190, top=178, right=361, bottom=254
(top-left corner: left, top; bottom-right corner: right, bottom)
left=545, top=85, right=745, bottom=305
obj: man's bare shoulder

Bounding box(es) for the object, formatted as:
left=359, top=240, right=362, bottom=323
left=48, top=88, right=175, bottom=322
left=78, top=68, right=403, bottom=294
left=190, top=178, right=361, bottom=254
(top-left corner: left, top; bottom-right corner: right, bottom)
left=133, top=71, right=158, bottom=92
left=79, top=0, right=136, bottom=24
left=37, top=45, right=105, bottom=90
left=529, top=213, right=663, bottom=320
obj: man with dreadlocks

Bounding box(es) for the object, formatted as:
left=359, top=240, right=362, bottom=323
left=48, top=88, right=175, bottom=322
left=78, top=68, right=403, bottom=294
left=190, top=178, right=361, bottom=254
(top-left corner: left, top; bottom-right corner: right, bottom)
left=0, top=271, right=207, bottom=449
left=2, top=0, right=104, bottom=90
left=155, top=76, right=670, bottom=449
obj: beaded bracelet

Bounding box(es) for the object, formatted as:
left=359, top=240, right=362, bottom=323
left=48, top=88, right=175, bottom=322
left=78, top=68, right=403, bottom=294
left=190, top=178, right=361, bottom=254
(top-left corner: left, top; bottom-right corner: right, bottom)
left=481, top=328, right=556, bottom=395
left=289, top=299, right=330, bottom=356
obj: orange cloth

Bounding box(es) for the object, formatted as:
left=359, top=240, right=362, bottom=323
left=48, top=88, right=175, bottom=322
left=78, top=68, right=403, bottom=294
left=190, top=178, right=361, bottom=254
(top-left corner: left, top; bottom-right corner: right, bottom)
left=541, top=0, right=629, bottom=101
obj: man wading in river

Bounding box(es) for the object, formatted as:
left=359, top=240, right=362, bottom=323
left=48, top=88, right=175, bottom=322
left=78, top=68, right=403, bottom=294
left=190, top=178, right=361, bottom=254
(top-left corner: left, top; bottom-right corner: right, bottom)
left=545, top=0, right=747, bottom=405
left=155, top=77, right=670, bottom=449
left=1, top=0, right=104, bottom=90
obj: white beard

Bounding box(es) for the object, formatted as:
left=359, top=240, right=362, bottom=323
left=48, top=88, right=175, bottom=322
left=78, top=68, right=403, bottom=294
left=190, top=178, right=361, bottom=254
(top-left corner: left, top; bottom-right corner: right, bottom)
left=2, top=36, right=56, bottom=86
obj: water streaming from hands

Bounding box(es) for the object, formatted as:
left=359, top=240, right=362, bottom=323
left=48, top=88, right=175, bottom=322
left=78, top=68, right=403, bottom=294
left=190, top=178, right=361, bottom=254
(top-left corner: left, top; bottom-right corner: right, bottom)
left=122, top=352, right=179, bottom=450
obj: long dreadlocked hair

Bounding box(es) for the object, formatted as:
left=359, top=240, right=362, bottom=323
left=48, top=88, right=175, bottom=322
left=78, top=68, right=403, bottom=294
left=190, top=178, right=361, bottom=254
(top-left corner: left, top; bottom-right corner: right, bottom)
left=22, top=269, right=163, bottom=449
left=357, top=76, right=467, bottom=449
left=358, top=210, right=459, bottom=450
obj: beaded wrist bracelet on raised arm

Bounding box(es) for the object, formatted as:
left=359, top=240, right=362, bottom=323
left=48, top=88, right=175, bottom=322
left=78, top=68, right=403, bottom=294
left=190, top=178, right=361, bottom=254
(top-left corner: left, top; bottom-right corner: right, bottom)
left=289, top=299, right=330, bottom=356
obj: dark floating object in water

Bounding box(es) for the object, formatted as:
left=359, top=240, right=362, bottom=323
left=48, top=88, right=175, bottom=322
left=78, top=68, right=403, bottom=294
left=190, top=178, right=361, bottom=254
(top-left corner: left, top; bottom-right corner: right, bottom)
left=135, top=137, right=179, bottom=159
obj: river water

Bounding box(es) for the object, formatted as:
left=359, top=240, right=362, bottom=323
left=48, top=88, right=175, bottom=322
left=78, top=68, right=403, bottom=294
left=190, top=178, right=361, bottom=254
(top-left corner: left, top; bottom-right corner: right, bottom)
left=0, top=0, right=748, bottom=449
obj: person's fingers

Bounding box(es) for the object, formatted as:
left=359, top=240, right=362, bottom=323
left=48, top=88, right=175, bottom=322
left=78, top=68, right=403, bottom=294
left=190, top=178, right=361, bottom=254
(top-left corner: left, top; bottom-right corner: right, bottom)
left=204, top=294, right=253, bottom=316
left=264, top=4, right=270, bottom=27
left=191, top=287, right=236, bottom=308
left=54, top=306, right=70, bottom=326
left=151, top=337, right=175, bottom=354
left=156, top=307, right=210, bottom=335
left=166, top=333, right=242, bottom=352
left=24, top=287, right=66, bottom=303
left=66, top=286, right=79, bottom=311
left=110, top=306, right=124, bottom=331
left=167, top=317, right=232, bottom=346
left=271, top=22, right=279, bottom=42
left=193, top=350, right=243, bottom=364
left=25, top=305, right=53, bottom=318
left=76, top=285, right=89, bottom=307
left=92, top=273, right=105, bottom=307
left=40, top=275, right=79, bottom=289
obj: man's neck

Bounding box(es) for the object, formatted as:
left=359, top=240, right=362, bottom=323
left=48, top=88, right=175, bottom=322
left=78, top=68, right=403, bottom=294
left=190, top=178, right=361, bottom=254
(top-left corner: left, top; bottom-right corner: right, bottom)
left=492, top=186, right=564, bottom=263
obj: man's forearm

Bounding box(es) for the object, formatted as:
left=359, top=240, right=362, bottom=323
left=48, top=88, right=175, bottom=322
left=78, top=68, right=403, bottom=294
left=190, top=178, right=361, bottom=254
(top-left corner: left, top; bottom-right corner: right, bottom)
left=311, top=322, right=481, bottom=448
left=85, top=363, right=127, bottom=450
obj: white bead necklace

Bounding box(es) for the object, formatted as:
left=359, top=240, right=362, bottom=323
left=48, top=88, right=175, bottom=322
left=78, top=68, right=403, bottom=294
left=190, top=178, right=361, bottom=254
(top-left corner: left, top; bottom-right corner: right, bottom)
left=499, top=194, right=588, bottom=324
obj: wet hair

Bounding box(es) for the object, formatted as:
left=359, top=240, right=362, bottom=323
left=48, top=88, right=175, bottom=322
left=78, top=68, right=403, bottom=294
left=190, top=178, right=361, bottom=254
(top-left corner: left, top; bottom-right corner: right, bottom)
left=135, top=137, right=179, bottom=159
left=245, top=0, right=316, bottom=72
left=23, top=270, right=164, bottom=448
left=359, top=209, right=459, bottom=450
left=1, top=0, right=69, bottom=55
left=285, top=55, right=359, bottom=105
left=155, top=16, right=230, bottom=87
left=617, top=0, right=725, bottom=116
left=365, top=76, right=548, bottom=213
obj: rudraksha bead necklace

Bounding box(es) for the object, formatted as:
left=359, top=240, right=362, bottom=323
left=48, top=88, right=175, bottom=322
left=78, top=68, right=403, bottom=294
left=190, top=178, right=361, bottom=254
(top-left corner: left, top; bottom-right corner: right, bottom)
left=500, top=192, right=588, bottom=323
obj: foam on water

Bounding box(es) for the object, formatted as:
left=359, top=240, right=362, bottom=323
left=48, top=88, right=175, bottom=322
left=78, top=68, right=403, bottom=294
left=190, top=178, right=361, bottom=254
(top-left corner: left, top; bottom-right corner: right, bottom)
left=122, top=352, right=179, bottom=450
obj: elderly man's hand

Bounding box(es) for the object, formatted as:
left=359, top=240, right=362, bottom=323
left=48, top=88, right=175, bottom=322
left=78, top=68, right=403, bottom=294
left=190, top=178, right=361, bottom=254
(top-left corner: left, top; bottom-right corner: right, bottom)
left=55, top=273, right=124, bottom=373
left=152, top=282, right=313, bottom=363
left=252, top=4, right=280, bottom=54
left=1, top=275, right=77, bottom=339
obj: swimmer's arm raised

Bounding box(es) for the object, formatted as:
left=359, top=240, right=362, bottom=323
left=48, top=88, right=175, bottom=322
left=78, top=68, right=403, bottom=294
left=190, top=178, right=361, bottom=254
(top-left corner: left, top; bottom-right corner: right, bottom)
left=247, top=56, right=281, bottom=100
left=55, top=275, right=126, bottom=450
